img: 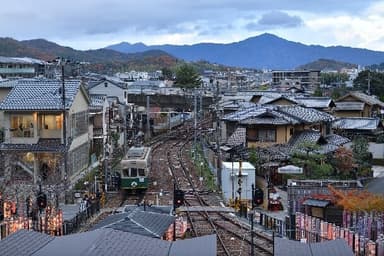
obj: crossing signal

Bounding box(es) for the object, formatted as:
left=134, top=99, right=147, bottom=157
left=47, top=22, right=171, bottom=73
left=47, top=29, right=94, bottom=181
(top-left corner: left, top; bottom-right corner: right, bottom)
left=174, top=189, right=185, bottom=208
left=37, top=192, right=47, bottom=210
left=254, top=188, right=264, bottom=206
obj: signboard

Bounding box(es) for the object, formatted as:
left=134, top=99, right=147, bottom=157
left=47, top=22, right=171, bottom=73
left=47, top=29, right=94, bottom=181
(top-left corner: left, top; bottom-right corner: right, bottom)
left=278, top=165, right=303, bottom=174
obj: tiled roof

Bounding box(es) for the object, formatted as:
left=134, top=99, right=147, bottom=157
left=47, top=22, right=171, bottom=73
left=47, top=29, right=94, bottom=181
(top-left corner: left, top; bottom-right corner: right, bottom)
left=0, top=79, right=82, bottom=110
left=284, top=131, right=350, bottom=155
left=334, top=101, right=365, bottom=111
left=0, top=229, right=53, bottom=256
left=278, top=105, right=334, bottom=123
left=226, top=127, right=246, bottom=146
left=91, top=205, right=175, bottom=238
left=349, top=91, right=384, bottom=107
left=274, top=237, right=353, bottom=256
left=332, top=117, right=382, bottom=130
left=0, top=79, right=18, bottom=88
left=0, top=139, right=66, bottom=153
left=0, top=228, right=216, bottom=256
left=223, top=105, right=333, bottom=125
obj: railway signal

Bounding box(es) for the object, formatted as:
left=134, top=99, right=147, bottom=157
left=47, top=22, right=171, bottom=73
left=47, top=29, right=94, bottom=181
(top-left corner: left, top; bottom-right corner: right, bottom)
left=174, top=189, right=185, bottom=208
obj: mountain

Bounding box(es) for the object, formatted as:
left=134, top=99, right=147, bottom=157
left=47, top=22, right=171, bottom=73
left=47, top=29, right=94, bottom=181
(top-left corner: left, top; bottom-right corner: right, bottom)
left=297, top=58, right=357, bottom=71
left=106, top=33, right=384, bottom=70
left=0, top=38, right=178, bottom=71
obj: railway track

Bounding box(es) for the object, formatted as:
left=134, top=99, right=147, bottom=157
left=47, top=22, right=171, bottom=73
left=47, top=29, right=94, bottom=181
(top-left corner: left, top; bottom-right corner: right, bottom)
left=154, top=119, right=274, bottom=256
left=105, top=116, right=274, bottom=255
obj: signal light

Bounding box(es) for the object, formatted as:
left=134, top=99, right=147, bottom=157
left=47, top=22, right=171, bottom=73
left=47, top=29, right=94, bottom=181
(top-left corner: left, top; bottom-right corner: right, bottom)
left=174, top=189, right=185, bottom=208
left=37, top=192, right=47, bottom=210
left=254, top=188, right=264, bottom=206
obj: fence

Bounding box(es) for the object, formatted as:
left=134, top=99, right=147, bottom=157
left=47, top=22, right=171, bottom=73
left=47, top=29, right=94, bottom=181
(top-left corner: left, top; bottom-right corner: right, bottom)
left=0, top=200, right=100, bottom=240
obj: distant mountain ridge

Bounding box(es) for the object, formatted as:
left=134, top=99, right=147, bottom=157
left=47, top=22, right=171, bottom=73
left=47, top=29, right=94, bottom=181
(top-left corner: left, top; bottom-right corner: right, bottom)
left=106, top=33, right=384, bottom=69
left=0, top=37, right=177, bottom=68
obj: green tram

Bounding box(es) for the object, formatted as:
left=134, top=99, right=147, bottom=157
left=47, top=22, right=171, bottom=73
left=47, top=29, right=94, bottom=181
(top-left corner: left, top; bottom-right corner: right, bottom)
left=119, top=146, right=151, bottom=191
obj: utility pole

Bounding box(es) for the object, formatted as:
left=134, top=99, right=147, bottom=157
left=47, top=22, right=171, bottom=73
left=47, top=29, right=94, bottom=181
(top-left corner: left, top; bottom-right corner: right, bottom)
left=146, top=96, right=150, bottom=140
left=60, top=59, right=68, bottom=183
left=215, top=81, right=222, bottom=188
left=194, top=90, right=197, bottom=160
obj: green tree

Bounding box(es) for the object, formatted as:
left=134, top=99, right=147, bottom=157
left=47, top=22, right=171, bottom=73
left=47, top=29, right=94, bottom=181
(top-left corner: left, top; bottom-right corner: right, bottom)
left=351, top=136, right=372, bottom=177
left=291, top=142, right=333, bottom=178
left=321, top=72, right=349, bottom=86
left=174, top=64, right=201, bottom=89
left=353, top=70, right=384, bottom=100
left=161, top=67, right=173, bottom=80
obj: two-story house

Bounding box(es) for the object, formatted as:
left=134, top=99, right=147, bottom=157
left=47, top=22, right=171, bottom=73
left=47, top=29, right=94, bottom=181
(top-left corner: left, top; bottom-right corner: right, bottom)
left=334, top=91, right=384, bottom=118
left=0, top=79, right=91, bottom=185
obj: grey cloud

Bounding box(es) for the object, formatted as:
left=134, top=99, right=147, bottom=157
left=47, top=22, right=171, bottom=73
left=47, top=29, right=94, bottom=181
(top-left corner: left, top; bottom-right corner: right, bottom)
left=257, top=11, right=303, bottom=28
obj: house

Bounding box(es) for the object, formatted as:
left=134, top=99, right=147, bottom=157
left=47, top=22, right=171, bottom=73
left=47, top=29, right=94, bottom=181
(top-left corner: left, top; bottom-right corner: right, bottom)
left=88, top=94, right=109, bottom=162
left=332, top=117, right=384, bottom=140
left=0, top=56, right=47, bottom=79
left=0, top=79, right=91, bottom=185
left=294, top=97, right=336, bottom=113
left=88, top=78, right=128, bottom=105
left=221, top=105, right=334, bottom=149
left=334, top=91, right=384, bottom=118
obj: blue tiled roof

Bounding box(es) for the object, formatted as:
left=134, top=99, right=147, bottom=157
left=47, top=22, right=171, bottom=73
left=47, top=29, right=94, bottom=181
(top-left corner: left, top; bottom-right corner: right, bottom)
left=0, top=79, right=82, bottom=111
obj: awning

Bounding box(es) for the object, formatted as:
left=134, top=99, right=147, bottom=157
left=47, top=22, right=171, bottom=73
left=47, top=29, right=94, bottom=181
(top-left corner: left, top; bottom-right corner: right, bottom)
left=302, top=199, right=330, bottom=207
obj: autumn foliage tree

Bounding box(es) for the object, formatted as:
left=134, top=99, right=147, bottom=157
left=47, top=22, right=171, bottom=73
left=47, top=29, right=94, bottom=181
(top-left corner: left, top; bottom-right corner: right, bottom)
left=332, top=147, right=357, bottom=178
left=328, top=185, right=384, bottom=212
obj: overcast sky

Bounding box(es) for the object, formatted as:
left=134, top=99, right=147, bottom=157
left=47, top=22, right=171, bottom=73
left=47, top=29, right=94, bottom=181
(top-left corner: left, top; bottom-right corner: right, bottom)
left=2, top=0, right=384, bottom=51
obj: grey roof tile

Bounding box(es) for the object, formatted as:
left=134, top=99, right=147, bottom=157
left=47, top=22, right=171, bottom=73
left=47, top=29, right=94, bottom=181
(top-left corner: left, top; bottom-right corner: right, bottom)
left=223, top=105, right=333, bottom=125
left=0, top=230, right=53, bottom=256
left=0, top=79, right=82, bottom=111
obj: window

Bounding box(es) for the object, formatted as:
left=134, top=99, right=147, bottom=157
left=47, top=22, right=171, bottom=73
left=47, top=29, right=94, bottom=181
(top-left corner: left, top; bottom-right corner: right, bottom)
left=104, top=82, right=108, bottom=87
left=138, top=168, right=145, bottom=176
left=258, top=129, right=276, bottom=142
left=71, top=111, right=88, bottom=138
left=122, top=168, right=129, bottom=177
left=11, top=115, right=34, bottom=137
left=41, top=114, right=62, bottom=130
left=130, top=168, right=138, bottom=177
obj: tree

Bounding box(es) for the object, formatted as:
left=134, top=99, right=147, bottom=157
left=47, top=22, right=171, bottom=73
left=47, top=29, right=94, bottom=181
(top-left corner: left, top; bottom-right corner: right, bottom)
left=331, top=147, right=356, bottom=178
left=161, top=67, right=173, bottom=80
left=174, top=64, right=201, bottom=89
left=351, top=136, right=372, bottom=177
left=291, top=142, right=333, bottom=178
left=329, top=185, right=384, bottom=212
left=353, top=70, right=384, bottom=100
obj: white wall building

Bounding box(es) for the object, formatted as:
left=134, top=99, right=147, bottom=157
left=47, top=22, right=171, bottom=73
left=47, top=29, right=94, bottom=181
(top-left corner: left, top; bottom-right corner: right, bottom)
left=221, top=161, right=256, bottom=203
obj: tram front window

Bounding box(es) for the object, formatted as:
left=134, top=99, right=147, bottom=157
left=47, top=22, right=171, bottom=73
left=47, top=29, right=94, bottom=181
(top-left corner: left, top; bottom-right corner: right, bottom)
left=123, top=168, right=129, bottom=177
left=138, top=169, right=145, bottom=176
left=130, top=168, right=138, bottom=177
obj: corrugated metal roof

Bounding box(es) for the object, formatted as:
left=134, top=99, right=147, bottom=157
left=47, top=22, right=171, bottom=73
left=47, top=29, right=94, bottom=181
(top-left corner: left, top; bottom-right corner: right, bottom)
left=334, top=101, right=365, bottom=111
left=0, top=79, right=82, bottom=110
left=332, top=117, right=381, bottom=130
left=294, top=97, right=334, bottom=108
